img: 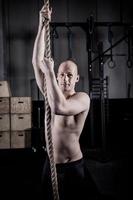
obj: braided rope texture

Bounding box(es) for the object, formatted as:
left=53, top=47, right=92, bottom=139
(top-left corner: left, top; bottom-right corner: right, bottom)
left=43, top=1, right=60, bottom=199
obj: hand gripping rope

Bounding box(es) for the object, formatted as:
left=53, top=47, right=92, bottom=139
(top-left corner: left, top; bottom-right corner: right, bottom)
left=43, top=0, right=60, bottom=200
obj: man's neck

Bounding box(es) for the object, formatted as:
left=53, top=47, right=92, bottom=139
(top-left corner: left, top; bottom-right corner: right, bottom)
left=63, top=90, right=76, bottom=98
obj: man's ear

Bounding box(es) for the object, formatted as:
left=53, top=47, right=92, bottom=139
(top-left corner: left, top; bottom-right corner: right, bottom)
left=76, top=75, right=80, bottom=82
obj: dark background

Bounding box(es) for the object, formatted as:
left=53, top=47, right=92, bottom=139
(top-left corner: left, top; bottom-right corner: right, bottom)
left=0, top=0, right=130, bottom=199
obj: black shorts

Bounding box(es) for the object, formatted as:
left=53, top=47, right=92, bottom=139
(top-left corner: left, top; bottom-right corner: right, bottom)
left=41, top=154, right=86, bottom=200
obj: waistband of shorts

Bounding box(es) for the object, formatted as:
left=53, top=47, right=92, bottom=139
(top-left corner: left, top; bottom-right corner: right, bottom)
left=56, top=157, right=84, bottom=169
left=45, top=152, right=84, bottom=168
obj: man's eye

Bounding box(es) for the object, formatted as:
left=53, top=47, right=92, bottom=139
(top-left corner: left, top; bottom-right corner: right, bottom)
left=68, top=74, right=73, bottom=77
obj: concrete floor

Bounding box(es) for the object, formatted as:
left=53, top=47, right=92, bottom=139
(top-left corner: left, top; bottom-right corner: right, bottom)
left=0, top=148, right=128, bottom=200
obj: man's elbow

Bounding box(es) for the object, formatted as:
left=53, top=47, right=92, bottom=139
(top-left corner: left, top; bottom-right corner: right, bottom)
left=51, top=103, right=69, bottom=116
left=50, top=105, right=59, bottom=115
left=32, top=58, right=36, bottom=68
left=32, top=57, right=42, bottom=68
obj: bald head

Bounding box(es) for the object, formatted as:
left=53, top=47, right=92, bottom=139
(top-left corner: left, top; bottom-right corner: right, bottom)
left=58, top=60, right=78, bottom=75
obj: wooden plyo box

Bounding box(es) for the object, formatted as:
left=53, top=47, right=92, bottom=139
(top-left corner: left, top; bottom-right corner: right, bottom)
left=11, top=114, right=32, bottom=131
left=0, top=81, right=11, bottom=97
left=0, top=97, right=10, bottom=114
left=11, top=130, right=31, bottom=148
left=0, top=114, right=10, bottom=131
left=11, top=97, right=32, bottom=114
left=0, top=131, right=10, bottom=149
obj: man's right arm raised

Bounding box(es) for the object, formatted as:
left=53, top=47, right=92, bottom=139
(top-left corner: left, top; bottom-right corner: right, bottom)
left=32, top=6, right=49, bottom=95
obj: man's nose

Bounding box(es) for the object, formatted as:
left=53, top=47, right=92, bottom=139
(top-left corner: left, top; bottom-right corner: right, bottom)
left=64, top=74, right=69, bottom=81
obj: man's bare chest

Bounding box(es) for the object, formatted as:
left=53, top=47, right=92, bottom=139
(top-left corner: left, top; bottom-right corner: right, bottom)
left=53, top=115, right=76, bottom=129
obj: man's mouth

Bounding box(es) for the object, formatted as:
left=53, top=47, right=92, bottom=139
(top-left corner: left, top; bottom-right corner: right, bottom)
left=61, top=83, right=70, bottom=86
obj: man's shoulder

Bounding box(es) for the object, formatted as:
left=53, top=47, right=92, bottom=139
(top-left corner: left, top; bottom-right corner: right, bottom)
left=73, top=92, right=90, bottom=107
left=74, top=92, right=90, bottom=112
left=75, top=92, right=90, bottom=100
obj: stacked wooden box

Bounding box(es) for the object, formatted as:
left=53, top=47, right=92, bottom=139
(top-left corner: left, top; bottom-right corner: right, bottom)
left=0, top=97, right=10, bottom=149
left=0, top=81, right=11, bottom=149
left=10, top=97, right=32, bottom=148
left=0, top=81, right=32, bottom=149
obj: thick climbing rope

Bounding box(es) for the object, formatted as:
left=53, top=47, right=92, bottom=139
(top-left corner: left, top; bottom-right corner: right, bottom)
left=43, top=1, right=60, bottom=200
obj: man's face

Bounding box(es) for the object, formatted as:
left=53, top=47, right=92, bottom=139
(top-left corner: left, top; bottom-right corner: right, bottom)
left=57, top=61, right=79, bottom=92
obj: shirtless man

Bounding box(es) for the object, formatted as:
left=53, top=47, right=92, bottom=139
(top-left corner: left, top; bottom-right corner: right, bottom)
left=32, top=5, right=90, bottom=200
